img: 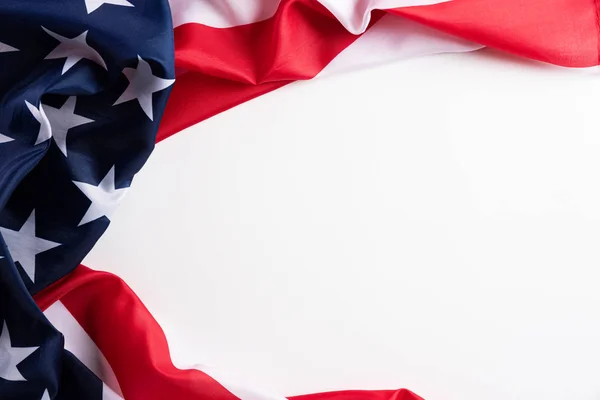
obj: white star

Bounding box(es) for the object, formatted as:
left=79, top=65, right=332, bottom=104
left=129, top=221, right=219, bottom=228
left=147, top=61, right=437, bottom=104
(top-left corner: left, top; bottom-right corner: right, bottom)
left=74, top=166, right=128, bottom=226
left=0, top=210, right=62, bottom=282
left=0, top=134, right=13, bottom=144
left=25, top=101, right=52, bottom=145
left=0, top=42, right=18, bottom=53
left=85, top=0, right=134, bottom=14
left=42, top=27, right=107, bottom=74
left=114, top=56, right=174, bottom=121
left=43, top=97, right=94, bottom=156
left=0, top=321, right=39, bottom=381
left=41, top=390, right=51, bottom=400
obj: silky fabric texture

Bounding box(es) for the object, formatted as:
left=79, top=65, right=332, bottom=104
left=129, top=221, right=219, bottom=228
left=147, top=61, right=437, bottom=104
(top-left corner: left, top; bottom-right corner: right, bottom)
left=159, top=0, right=380, bottom=141
left=0, top=1, right=174, bottom=398
left=34, top=265, right=424, bottom=400
left=157, top=0, right=600, bottom=142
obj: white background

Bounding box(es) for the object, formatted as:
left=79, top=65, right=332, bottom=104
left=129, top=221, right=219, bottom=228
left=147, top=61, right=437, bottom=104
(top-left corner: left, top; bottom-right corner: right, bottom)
left=85, top=49, right=600, bottom=400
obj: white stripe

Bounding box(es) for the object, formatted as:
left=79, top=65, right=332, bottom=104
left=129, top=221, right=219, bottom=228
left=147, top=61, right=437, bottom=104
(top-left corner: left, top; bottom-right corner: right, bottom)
left=45, top=300, right=282, bottom=400
left=317, top=0, right=451, bottom=34
left=44, top=302, right=123, bottom=397
left=168, top=0, right=448, bottom=30
left=317, top=14, right=483, bottom=78
left=102, top=383, right=124, bottom=400
left=167, top=0, right=479, bottom=82
left=169, top=0, right=282, bottom=28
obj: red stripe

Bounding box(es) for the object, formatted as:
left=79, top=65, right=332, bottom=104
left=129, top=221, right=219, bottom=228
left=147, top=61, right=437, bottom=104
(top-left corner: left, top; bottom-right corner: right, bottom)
left=595, top=0, right=600, bottom=65
left=159, top=71, right=289, bottom=140
left=391, top=0, right=600, bottom=67
left=157, top=0, right=383, bottom=142
left=35, top=265, right=241, bottom=400
left=157, top=0, right=600, bottom=143
left=34, top=265, right=423, bottom=400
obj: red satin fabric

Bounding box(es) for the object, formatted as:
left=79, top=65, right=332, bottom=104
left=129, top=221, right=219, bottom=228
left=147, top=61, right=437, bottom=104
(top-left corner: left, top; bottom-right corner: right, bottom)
left=34, top=265, right=422, bottom=400
left=157, top=0, right=600, bottom=142
left=157, top=0, right=383, bottom=142
left=36, top=265, right=241, bottom=400
left=392, top=0, right=600, bottom=67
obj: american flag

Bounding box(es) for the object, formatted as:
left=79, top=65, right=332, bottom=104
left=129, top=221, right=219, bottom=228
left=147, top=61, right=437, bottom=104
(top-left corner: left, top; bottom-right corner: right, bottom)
left=1, top=0, right=598, bottom=399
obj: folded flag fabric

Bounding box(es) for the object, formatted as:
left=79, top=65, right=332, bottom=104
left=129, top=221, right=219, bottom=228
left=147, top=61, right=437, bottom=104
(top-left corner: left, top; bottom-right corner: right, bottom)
left=158, top=0, right=600, bottom=141
left=0, top=0, right=599, bottom=399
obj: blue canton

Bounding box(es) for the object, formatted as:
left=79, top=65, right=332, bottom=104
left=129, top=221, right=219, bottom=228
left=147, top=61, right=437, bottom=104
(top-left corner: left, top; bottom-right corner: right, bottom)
left=0, top=0, right=175, bottom=398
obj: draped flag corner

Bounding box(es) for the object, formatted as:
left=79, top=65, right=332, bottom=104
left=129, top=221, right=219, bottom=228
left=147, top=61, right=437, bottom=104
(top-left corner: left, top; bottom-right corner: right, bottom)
left=1, top=0, right=599, bottom=399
